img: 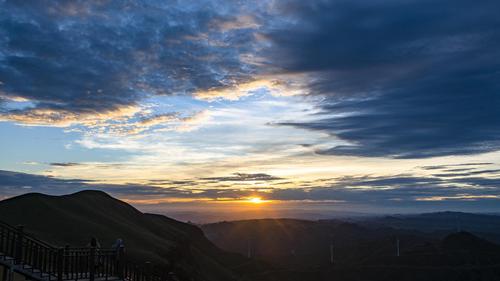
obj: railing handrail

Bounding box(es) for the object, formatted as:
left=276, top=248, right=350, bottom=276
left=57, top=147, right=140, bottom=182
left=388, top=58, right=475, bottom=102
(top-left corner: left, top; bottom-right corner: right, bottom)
left=65, top=247, right=117, bottom=252
left=0, top=220, right=59, bottom=249
left=0, top=219, right=17, bottom=230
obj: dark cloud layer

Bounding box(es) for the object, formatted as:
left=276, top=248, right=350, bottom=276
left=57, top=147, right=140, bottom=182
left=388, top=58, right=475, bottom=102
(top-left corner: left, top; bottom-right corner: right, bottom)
left=50, top=162, right=81, bottom=167
left=201, top=173, right=282, bottom=182
left=0, top=170, right=187, bottom=199
left=1, top=0, right=500, bottom=158
left=0, top=0, right=257, bottom=123
left=269, top=0, right=500, bottom=158
left=420, top=163, right=494, bottom=171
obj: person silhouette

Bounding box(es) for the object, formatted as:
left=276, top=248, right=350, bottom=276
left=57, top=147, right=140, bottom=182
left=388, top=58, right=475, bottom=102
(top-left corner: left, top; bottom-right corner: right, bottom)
left=88, top=237, right=102, bottom=273
left=112, top=238, right=124, bottom=250
left=89, top=237, right=101, bottom=248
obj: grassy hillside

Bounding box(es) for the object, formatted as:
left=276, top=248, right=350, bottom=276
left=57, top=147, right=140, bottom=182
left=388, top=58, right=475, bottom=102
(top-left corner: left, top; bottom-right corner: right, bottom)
left=0, top=190, right=259, bottom=281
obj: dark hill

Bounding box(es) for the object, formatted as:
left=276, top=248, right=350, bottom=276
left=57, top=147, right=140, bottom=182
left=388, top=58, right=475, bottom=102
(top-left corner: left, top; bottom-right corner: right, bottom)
left=202, top=218, right=500, bottom=281
left=442, top=231, right=500, bottom=253
left=202, top=218, right=428, bottom=267
left=439, top=231, right=500, bottom=266
left=361, top=212, right=500, bottom=243
left=0, top=190, right=259, bottom=281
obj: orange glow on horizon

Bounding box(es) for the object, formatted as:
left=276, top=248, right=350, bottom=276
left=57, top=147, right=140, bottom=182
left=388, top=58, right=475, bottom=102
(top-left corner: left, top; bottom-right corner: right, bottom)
left=121, top=196, right=277, bottom=206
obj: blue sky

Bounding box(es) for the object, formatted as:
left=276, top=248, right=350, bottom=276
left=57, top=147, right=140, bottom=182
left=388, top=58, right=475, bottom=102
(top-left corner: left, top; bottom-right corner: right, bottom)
left=1, top=0, right=500, bottom=216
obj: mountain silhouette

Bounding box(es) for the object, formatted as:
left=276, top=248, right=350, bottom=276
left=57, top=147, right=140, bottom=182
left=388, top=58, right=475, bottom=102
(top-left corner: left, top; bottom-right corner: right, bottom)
left=442, top=231, right=499, bottom=253
left=0, top=190, right=259, bottom=281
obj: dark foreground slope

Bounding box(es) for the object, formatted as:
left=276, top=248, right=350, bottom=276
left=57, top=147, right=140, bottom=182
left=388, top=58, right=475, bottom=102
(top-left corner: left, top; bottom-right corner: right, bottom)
left=202, top=218, right=500, bottom=281
left=0, top=191, right=261, bottom=281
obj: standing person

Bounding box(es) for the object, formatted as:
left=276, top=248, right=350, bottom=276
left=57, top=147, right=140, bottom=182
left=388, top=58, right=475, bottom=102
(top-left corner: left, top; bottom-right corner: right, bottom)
left=88, top=237, right=102, bottom=277
left=89, top=237, right=101, bottom=249
left=112, top=238, right=125, bottom=260
left=112, top=238, right=124, bottom=251
left=112, top=239, right=125, bottom=279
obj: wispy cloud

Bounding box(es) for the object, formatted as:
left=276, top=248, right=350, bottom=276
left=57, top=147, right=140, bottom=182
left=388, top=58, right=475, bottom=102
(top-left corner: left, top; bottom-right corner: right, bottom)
left=201, top=173, right=282, bottom=182
left=50, top=162, right=81, bottom=167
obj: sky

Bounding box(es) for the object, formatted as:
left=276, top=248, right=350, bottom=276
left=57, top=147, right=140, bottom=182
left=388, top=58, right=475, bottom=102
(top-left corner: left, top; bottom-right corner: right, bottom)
left=1, top=0, right=500, bottom=220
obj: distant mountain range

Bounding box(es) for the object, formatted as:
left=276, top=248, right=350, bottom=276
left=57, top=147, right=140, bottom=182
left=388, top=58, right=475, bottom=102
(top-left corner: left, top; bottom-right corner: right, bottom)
left=202, top=214, right=500, bottom=281
left=357, top=211, right=500, bottom=243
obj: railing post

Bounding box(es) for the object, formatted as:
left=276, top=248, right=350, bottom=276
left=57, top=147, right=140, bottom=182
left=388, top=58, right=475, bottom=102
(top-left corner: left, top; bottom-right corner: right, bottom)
left=5, top=266, right=14, bottom=281
left=2, top=266, right=8, bottom=281
left=89, top=246, right=96, bottom=281
left=144, top=262, right=152, bottom=281
left=57, top=248, right=64, bottom=281
left=64, top=245, right=70, bottom=276
left=15, top=225, right=24, bottom=264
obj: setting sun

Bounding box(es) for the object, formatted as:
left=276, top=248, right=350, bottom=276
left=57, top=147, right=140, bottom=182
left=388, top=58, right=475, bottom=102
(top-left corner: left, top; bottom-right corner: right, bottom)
left=248, top=197, right=264, bottom=204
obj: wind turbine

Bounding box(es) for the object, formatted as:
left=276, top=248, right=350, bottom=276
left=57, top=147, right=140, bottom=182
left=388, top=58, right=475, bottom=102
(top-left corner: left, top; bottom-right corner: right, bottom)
left=329, top=234, right=335, bottom=265
left=247, top=238, right=252, bottom=258
left=455, top=214, right=461, bottom=232
left=396, top=236, right=400, bottom=257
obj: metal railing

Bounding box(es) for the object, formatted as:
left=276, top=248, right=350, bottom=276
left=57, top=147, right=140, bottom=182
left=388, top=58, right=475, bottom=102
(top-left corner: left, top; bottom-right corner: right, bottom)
left=0, top=221, right=175, bottom=281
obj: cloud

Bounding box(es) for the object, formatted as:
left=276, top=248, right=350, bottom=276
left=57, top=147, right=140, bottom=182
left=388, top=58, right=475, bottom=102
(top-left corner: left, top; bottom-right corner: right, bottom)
left=0, top=106, right=141, bottom=127
left=432, top=169, right=500, bottom=178
left=0, top=170, right=190, bottom=200
left=118, top=110, right=211, bottom=135
left=214, top=14, right=260, bottom=32
left=420, top=163, right=494, bottom=170
left=113, top=113, right=179, bottom=135
left=1, top=169, right=500, bottom=212
left=201, top=172, right=282, bottom=182
left=38, top=109, right=211, bottom=136
left=193, top=78, right=293, bottom=101
left=0, top=170, right=89, bottom=197
left=2, top=0, right=500, bottom=162
left=175, top=110, right=212, bottom=132
left=265, top=0, right=500, bottom=158
left=0, top=0, right=260, bottom=127
left=50, top=162, right=81, bottom=167
left=22, top=161, right=41, bottom=166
